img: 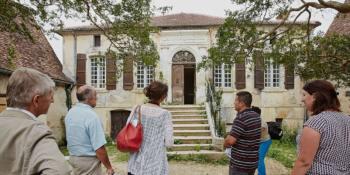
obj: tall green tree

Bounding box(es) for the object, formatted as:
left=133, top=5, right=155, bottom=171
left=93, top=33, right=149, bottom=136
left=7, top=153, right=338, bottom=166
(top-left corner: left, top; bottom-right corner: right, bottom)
left=0, top=0, right=160, bottom=65
left=200, top=0, right=350, bottom=86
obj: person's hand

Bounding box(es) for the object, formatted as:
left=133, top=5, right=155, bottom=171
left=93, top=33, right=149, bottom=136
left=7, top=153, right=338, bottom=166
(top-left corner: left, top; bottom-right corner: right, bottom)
left=106, top=168, right=114, bottom=175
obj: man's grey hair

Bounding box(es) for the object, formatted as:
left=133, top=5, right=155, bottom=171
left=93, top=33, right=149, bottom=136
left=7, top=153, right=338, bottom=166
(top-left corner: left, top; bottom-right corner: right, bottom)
left=76, top=85, right=95, bottom=102
left=6, top=67, right=55, bottom=108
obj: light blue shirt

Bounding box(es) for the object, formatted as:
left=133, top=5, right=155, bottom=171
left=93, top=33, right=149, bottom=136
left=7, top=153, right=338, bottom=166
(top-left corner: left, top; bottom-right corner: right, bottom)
left=65, top=103, right=106, bottom=156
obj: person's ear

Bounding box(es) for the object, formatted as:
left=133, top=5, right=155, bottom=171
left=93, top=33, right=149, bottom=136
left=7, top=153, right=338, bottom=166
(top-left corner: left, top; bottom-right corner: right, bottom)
left=32, top=95, right=40, bottom=108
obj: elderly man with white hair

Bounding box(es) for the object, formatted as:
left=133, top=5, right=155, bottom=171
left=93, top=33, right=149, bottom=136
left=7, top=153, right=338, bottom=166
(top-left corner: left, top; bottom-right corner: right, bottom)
left=0, top=67, right=71, bottom=174
left=65, top=85, right=114, bottom=175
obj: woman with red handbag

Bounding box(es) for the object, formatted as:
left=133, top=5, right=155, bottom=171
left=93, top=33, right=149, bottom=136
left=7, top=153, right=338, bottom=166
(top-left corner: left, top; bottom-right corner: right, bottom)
left=127, top=81, right=173, bottom=175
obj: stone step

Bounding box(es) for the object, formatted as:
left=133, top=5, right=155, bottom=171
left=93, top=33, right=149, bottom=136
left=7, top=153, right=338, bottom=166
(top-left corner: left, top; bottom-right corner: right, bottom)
left=170, top=110, right=206, bottom=115
left=174, top=136, right=212, bottom=144
left=172, top=114, right=207, bottom=119
left=167, top=150, right=225, bottom=160
left=173, top=124, right=210, bottom=130
left=163, top=105, right=204, bottom=111
left=168, top=144, right=213, bottom=151
left=172, top=119, right=208, bottom=124
left=173, top=130, right=211, bottom=136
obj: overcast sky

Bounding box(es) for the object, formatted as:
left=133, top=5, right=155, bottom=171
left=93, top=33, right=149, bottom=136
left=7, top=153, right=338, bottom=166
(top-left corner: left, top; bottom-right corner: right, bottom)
left=48, top=0, right=344, bottom=61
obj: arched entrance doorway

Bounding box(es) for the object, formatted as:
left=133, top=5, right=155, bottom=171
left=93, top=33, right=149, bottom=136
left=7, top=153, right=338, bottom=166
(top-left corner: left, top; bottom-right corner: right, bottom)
left=172, top=51, right=196, bottom=104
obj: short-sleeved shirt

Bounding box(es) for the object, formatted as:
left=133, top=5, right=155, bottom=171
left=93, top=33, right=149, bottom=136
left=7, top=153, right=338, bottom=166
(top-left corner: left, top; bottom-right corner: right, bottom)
left=65, top=103, right=106, bottom=156
left=230, top=108, right=261, bottom=173
left=303, top=111, right=350, bottom=174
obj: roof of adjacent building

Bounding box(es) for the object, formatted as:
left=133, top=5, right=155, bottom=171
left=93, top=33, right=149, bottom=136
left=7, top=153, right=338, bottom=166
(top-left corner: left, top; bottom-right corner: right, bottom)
left=57, top=13, right=320, bottom=34
left=326, top=0, right=350, bottom=35
left=151, top=13, right=225, bottom=27
left=0, top=23, right=73, bottom=84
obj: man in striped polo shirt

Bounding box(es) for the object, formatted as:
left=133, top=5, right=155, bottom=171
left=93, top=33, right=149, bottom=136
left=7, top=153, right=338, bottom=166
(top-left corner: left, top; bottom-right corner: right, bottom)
left=224, top=91, right=261, bottom=175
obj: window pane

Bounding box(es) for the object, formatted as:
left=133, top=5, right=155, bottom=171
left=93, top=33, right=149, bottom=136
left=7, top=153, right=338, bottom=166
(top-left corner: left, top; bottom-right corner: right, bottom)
left=224, top=64, right=232, bottom=87
left=91, top=57, right=106, bottom=88
left=264, top=58, right=280, bottom=87
left=214, top=65, right=222, bottom=87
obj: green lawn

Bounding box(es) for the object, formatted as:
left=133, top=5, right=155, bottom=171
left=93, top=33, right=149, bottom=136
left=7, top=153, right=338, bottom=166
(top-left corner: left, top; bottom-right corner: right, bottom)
left=59, top=142, right=129, bottom=162
left=267, top=140, right=297, bottom=168
left=60, top=134, right=298, bottom=168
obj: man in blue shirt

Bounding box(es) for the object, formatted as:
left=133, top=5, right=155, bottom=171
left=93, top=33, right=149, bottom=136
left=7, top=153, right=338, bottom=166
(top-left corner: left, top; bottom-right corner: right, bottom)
left=65, top=85, right=114, bottom=175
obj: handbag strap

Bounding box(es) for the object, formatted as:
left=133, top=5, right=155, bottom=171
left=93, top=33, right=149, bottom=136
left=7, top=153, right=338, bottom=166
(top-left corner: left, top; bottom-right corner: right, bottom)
left=136, top=105, right=142, bottom=124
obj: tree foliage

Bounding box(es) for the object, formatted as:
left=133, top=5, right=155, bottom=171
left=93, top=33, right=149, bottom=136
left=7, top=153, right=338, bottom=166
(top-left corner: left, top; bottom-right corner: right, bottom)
left=0, top=0, right=159, bottom=65
left=200, top=0, right=350, bottom=86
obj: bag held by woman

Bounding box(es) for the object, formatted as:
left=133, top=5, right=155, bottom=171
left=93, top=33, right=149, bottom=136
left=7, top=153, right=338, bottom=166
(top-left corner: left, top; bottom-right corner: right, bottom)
left=116, top=105, right=143, bottom=152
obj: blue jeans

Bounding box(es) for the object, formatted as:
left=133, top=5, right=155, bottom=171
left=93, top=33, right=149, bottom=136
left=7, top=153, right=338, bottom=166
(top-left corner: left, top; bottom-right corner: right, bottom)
left=258, top=139, right=272, bottom=175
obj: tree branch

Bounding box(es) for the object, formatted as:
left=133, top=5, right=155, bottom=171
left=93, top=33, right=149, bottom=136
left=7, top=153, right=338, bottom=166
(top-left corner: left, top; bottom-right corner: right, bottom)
left=82, top=0, right=121, bottom=50
left=318, top=0, right=350, bottom=13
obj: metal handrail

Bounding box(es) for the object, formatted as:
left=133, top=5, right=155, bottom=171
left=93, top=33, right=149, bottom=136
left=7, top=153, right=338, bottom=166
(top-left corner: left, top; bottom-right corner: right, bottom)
left=206, top=81, right=223, bottom=137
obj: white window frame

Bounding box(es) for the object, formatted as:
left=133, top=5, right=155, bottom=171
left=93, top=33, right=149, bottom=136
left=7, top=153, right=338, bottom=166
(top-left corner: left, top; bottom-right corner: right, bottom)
left=264, top=58, right=281, bottom=88
left=214, top=64, right=232, bottom=88
left=90, top=56, right=106, bottom=89
left=136, top=63, right=154, bottom=89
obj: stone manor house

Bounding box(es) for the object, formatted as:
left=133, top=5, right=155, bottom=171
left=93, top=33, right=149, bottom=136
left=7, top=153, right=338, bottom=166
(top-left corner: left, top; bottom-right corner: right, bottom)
left=57, top=13, right=350, bottom=140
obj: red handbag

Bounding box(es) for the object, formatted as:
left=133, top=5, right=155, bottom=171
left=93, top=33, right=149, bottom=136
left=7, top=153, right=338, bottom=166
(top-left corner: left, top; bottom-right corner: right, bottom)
left=116, top=105, right=143, bottom=152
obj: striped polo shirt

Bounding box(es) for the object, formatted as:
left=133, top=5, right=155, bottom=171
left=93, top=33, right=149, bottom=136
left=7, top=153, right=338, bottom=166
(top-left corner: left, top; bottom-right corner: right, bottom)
left=230, top=108, right=261, bottom=173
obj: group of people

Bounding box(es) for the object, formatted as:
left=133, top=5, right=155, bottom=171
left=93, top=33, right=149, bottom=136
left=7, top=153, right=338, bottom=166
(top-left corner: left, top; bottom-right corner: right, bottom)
left=0, top=67, right=349, bottom=175
left=223, top=81, right=350, bottom=175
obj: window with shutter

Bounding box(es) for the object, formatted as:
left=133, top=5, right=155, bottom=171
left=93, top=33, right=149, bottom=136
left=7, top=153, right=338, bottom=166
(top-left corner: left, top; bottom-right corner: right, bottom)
left=254, top=51, right=264, bottom=90
left=123, top=57, right=134, bottom=90
left=284, top=65, right=295, bottom=89
left=235, top=61, right=246, bottom=89
left=106, top=52, right=117, bottom=90
left=76, top=54, right=87, bottom=87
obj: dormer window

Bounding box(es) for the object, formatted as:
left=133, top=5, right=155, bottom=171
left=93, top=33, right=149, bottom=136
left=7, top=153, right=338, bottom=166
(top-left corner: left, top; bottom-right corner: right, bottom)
left=94, top=35, right=101, bottom=47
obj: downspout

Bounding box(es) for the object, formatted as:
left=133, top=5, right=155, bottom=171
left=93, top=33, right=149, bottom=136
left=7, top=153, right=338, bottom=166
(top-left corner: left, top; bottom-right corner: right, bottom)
left=64, top=83, right=74, bottom=110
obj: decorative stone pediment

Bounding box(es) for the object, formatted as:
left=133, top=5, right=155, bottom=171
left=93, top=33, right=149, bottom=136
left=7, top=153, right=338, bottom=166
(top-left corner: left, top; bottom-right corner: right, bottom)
left=172, top=51, right=195, bottom=63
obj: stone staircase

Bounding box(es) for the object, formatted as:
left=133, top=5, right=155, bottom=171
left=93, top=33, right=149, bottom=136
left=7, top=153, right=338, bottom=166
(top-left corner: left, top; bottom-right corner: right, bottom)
left=163, top=105, right=223, bottom=158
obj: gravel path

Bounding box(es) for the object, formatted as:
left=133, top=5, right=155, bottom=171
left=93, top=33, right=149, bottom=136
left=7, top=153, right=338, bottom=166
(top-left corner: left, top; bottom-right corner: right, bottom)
left=110, top=157, right=289, bottom=175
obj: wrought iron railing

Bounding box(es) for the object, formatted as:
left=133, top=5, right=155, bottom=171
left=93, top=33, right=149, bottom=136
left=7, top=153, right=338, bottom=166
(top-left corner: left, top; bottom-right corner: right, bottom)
left=206, top=80, right=225, bottom=137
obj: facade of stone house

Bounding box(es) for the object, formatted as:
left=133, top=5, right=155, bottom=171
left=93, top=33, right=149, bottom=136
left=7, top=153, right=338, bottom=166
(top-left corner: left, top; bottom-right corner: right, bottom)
left=58, top=13, right=325, bottom=136
left=0, top=22, right=74, bottom=144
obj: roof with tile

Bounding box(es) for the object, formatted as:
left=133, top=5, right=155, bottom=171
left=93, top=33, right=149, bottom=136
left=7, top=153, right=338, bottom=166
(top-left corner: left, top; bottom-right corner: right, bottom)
left=0, top=22, right=73, bottom=84
left=326, top=0, right=350, bottom=35
left=57, top=13, right=320, bottom=34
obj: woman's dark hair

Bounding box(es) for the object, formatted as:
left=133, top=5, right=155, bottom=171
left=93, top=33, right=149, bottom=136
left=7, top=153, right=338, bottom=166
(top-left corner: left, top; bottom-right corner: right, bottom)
left=143, top=81, right=168, bottom=102
left=303, top=80, right=340, bottom=115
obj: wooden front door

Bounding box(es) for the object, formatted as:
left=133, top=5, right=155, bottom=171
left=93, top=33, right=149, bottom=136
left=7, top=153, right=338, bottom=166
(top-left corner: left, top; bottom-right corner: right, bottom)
left=172, top=64, right=184, bottom=104
left=110, top=110, right=130, bottom=139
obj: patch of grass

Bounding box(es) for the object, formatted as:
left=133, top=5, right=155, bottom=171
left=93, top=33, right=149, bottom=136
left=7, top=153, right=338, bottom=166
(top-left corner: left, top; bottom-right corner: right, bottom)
left=59, top=143, right=129, bottom=163
left=267, top=126, right=298, bottom=168
left=168, top=154, right=229, bottom=165
left=194, top=144, right=201, bottom=152
left=105, top=144, right=129, bottom=162
left=174, top=139, right=183, bottom=144
left=59, top=146, right=69, bottom=156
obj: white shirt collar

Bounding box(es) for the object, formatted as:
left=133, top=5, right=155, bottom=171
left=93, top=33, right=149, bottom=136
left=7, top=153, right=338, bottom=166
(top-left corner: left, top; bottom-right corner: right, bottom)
left=6, top=107, right=37, bottom=120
